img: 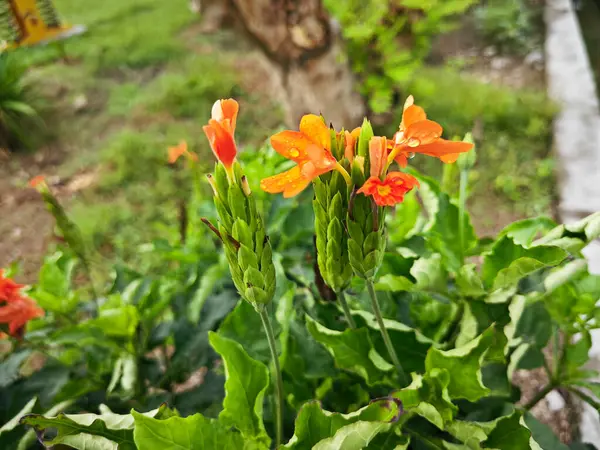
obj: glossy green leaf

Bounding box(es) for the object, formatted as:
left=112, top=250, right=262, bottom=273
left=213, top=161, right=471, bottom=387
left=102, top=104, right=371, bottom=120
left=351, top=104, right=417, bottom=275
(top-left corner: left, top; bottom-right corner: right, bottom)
left=499, top=217, right=557, bottom=247
left=425, top=328, right=494, bottom=402
left=482, top=412, right=531, bottom=450
left=208, top=332, right=270, bottom=446
left=350, top=310, right=434, bottom=375
left=21, top=405, right=168, bottom=450
left=455, top=264, right=486, bottom=297
left=482, top=236, right=567, bottom=290
left=0, top=397, right=37, bottom=436
left=375, top=274, right=415, bottom=292
left=132, top=411, right=246, bottom=450
left=282, top=398, right=402, bottom=449
left=90, top=305, right=140, bottom=338
left=394, top=369, right=457, bottom=429
left=306, top=315, right=390, bottom=385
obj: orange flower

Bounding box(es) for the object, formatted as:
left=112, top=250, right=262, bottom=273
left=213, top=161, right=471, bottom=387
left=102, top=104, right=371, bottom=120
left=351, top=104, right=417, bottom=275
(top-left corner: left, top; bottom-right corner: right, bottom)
left=168, top=140, right=198, bottom=164
left=0, top=270, right=24, bottom=302
left=29, top=175, right=46, bottom=188
left=0, top=295, right=44, bottom=337
left=369, top=136, right=387, bottom=178
left=261, top=114, right=349, bottom=198
left=344, top=127, right=361, bottom=163
left=357, top=172, right=419, bottom=206
left=389, top=96, right=473, bottom=167
left=203, top=99, right=239, bottom=168
left=0, top=271, right=43, bottom=337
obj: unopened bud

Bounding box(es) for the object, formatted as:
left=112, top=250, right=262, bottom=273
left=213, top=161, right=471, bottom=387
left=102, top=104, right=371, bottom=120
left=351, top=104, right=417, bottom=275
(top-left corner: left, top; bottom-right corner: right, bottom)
left=241, top=176, right=251, bottom=196
left=206, top=174, right=219, bottom=197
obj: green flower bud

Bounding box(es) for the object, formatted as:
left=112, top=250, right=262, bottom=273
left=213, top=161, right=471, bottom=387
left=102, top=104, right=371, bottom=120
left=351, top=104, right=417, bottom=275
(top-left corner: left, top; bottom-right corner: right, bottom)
left=204, top=162, right=276, bottom=307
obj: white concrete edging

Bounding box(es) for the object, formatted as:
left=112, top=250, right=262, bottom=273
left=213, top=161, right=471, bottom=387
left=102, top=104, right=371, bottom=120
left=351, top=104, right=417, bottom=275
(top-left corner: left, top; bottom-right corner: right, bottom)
left=545, top=0, right=600, bottom=445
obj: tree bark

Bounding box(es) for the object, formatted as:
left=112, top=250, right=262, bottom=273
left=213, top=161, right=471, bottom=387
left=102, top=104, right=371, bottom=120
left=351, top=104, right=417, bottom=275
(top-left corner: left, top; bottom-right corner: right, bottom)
left=197, top=0, right=365, bottom=128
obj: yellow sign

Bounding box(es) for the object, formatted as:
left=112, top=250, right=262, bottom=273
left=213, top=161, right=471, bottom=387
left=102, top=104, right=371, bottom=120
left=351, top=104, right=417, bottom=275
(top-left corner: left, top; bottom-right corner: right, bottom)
left=2, top=0, right=83, bottom=50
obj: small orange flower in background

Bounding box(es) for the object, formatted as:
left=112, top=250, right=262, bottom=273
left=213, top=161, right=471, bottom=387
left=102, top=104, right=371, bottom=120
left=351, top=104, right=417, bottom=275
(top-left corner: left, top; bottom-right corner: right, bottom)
left=203, top=99, right=239, bottom=168
left=29, top=175, right=46, bottom=189
left=0, top=270, right=44, bottom=338
left=261, top=114, right=347, bottom=198
left=358, top=172, right=420, bottom=207
left=168, top=140, right=198, bottom=164
left=389, top=96, right=473, bottom=167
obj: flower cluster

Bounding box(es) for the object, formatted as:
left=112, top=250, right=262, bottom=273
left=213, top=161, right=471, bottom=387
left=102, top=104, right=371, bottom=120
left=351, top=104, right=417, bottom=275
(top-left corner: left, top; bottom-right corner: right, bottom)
left=261, top=95, right=473, bottom=206
left=0, top=270, right=44, bottom=338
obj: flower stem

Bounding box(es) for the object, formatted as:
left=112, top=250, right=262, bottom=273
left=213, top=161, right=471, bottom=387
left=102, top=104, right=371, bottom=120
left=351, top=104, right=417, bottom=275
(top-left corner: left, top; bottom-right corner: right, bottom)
left=524, top=383, right=555, bottom=410
left=458, top=169, right=468, bottom=262
left=366, top=279, right=408, bottom=385
left=334, top=162, right=352, bottom=185
left=258, top=307, right=284, bottom=448
left=337, top=291, right=357, bottom=329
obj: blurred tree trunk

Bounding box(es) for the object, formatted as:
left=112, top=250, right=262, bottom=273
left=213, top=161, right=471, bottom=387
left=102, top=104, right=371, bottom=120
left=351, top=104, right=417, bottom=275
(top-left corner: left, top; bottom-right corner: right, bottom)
left=196, top=0, right=365, bottom=128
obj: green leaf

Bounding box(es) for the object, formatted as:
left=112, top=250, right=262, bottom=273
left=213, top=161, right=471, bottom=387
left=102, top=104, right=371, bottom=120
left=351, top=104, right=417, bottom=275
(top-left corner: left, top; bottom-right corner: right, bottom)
left=17, top=399, right=75, bottom=450
left=482, top=236, right=568, bottom=290
left=0, top=397, right=37, bottom=436
left=482, top=412, right=531, bottom=450
left=426, top=190, right=477, bottom=272
left=456, top=264, right=486, bottom=297
left=0, top=350, right=32, bottom=388
left=565, top=332, right=592, bottom=373
left=132, top=411, right=246, bottom=450
left=306, top=315, right=389, bottom=385
left=350, top=310, right=434, bottom=375
left=282, top=398, right=402, bottom=449
left=188, top=260, right=229, bottom=323
left=394, top=370, right=457, bottom=429
left=21, top=406, right=168, bottom=450
left=425, top=328, right=494, bottom=402
left=499, top=217, right=557, bottom=247
left=208, top=332, right=270, bottom=446
left=524, top=414, right=569, bottom=450
left=90, top=305, right=140, bottom=338
left=375, top=274, right=415, bottom=292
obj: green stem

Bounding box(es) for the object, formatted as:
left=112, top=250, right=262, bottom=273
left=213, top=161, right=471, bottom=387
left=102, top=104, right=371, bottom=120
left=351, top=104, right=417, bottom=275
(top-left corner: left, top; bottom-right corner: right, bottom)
left=337, top=291, right=357, bottom=329
left=458, top=169, right=468, bottom=262
left=366, top=279, right=408, bottom=386
left=524, top=383, right=555, bottom=410
left=259, top=307, right=284, bottom=448
left=569, top=386, right=600, bottom=410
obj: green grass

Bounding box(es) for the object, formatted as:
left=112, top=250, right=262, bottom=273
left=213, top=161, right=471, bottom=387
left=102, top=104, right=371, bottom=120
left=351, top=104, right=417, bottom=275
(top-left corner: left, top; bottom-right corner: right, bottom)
left=11, top=0, right=283, bottom=271
left=384, top=67, right=557, bottom=224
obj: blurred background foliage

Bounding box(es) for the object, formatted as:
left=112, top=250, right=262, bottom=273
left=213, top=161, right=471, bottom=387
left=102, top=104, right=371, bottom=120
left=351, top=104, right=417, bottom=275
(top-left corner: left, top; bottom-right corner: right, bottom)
left=0, top=0, right=576, bottom=276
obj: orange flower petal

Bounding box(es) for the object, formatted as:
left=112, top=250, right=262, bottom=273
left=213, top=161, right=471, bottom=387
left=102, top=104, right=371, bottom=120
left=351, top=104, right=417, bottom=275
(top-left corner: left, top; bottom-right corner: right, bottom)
left=401, top=104, right=427, bottom=130
left=168, top=141, right=187, bottom=164
left=203, top=120, right=237, bottom=168
left=0, top=295, right=44, bottom=336
left=358, top=172, right=419, bottom=206
left=305, top=144, right=336, bottom=170
left=29, top=175, right=46, bottom=188
left=260, top=166, right=311, bottom=197
left=270, top=131, right=312, bottom=163
left=344, top=130, right=355, bottom=163
left=212, top=99, right=239, bottom=134
left=369, top=136, right=387, bottom=178
left=299, top=114, right=331, bottom=151
left=403, top=120, right=443, bottom=146
left=416, top=139, right=474, bottom=163
left=0, top=270, right=24, bottom=302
